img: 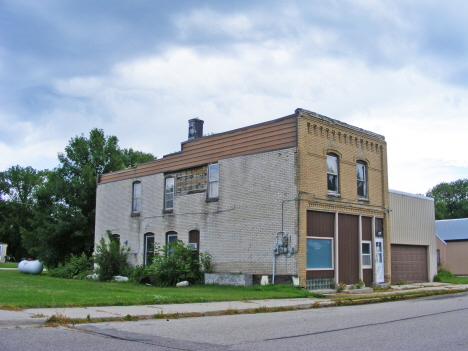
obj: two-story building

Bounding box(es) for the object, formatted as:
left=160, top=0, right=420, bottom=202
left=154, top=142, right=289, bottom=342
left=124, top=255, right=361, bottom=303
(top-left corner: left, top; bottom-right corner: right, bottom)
left=95, top=108, right=395, bottom=289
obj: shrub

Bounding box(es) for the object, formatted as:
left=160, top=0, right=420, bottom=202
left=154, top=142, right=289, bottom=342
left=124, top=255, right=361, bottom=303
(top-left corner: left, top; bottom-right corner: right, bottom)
left=146, top=239, right=211, bottom=287
left=94, top=231, right=131, bottom=281
left=437, top=267, right=454, bottom=278
left=48, top=252, right=93, bottom=279
left=129, top=264, right=150, bottom=283
left=434, top=266, right=454, bottom=282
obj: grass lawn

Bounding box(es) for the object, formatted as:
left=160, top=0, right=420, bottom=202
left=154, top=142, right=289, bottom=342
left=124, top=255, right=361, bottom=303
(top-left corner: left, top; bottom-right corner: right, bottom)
left=0, top=262, right=18, bottom=268
left=0, top=270, right=321, bottom=309
left=438, top=276, right=468, bottom=284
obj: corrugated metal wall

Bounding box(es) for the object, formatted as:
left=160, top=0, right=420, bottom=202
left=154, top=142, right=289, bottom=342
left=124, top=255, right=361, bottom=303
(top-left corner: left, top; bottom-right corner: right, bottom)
left=446, top=241, right=468, bottom=275
left=389, top=190, right=437, bottom=281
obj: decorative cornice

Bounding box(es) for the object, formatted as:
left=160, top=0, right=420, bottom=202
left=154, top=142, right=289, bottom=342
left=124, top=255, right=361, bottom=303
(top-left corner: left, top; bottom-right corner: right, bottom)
left=297, top=108, right=385, bottom=141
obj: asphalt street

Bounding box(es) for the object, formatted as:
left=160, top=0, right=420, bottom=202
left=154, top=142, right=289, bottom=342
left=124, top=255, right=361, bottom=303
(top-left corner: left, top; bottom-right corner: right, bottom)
left=1, top=292, right=468, bottom=350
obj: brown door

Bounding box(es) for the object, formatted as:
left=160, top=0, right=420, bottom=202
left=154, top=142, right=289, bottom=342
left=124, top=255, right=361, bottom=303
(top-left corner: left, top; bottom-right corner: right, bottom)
left=338, top=214, right=359, bottom=284
left=391, top=244, right=428, bottom=283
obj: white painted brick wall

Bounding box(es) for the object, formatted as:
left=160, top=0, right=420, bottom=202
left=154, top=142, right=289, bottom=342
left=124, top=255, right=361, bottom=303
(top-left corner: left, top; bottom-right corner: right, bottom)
left=95, top=147, right=298, bottom=275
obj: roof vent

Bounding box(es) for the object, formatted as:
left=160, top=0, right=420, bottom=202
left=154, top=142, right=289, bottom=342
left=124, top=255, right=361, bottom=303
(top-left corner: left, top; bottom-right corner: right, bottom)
left=188, top=118, right=204, bottom=140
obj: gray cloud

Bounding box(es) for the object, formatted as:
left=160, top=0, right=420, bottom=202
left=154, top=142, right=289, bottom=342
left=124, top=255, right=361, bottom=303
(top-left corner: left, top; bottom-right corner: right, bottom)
left=1, top=1, right=467, bottom=193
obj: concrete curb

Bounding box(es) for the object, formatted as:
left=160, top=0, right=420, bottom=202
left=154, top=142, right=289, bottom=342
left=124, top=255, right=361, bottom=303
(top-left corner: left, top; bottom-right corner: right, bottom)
left=0, top=317, right=47, bottom=327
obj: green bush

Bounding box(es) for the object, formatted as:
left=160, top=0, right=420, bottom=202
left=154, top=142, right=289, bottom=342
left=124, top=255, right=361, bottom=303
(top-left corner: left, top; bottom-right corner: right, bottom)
left=437, top=268, right=454, bottom=278
left=48, top=252, right=93, bottom=279
left=434, top=267, right=454, bottom=281
left=146, top=239, right=211, bottom=287
left=94, top=231, right=131, bottom=281
left=129, top=264, right=151, bottom=283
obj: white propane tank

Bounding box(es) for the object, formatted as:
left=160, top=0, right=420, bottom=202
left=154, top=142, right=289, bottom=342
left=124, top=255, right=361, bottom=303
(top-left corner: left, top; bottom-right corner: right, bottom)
left=18, top=260, right=43, bottom=275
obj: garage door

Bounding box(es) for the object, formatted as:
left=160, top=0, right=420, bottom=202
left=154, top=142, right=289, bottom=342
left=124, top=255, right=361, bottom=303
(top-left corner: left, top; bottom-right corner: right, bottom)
left=391, top=245, right=428, bottom=283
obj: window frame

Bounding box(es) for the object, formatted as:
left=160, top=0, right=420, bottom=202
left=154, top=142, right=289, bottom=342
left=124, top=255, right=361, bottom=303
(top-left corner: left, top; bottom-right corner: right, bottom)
left=166, top=231, right=178, bottom=256
left=164, top=177, right=175, bottom=211
left=112, top=234, right=120, bottom=246
left=132, top=181, right=141, bottom=214
left=189, top=229, right=200, bottom=251
left=207, top=163, right=219, bottom=200
left=306, top=236, right=334, bottom=271
left=362, top=241, right=372, bottom=268
left=356, top=161, right=368, bottom=199
left=144, top=233, right=155, bottom=266
left=326, top=154, right=340, bottom=195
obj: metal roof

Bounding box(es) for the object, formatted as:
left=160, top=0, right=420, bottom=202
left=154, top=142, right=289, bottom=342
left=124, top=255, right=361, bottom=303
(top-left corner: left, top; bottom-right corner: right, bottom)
left=435, top=218, right=468, bottom=241
left=389, top=189, right=434, bottom=201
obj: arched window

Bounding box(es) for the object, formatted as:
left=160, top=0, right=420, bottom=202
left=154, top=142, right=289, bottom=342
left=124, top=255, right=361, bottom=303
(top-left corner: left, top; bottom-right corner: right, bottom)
left=132, top=181, right=141, bottom=213
left=327, top=154, right=339, bottom=194
left=166, top=231, right=178, bottom=256
left=189, top=230, right=200, bottom=251
left=112, top=234, right=120, bottom=245
left=144, top=233, right=155, bottom=266
left=356, top=161, right=367, bottom=198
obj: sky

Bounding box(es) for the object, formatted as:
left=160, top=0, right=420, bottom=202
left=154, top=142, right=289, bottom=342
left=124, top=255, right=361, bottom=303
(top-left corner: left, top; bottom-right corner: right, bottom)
left=1, top=1, right=467, bottom=195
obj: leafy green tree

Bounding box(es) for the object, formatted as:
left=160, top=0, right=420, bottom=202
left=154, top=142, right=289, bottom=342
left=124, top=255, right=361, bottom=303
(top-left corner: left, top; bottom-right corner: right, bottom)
left=122, top=148, right=155, bottom=168
left=427, top=179, right=468, bottom=220
left=22, top=128, right=155, bottom=267
left=21, top=169, right=91, bottom=267
left=0, top=166, right=45, bottom=260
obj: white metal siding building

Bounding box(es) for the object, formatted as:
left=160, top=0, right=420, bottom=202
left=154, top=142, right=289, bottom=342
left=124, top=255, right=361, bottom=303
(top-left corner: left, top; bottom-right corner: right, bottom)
left=388, top=190, right=437, bottom=282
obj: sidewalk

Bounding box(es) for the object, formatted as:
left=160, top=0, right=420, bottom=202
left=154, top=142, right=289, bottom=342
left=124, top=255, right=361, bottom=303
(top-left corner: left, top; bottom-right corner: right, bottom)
left=1, top=282, right=467, bottom=328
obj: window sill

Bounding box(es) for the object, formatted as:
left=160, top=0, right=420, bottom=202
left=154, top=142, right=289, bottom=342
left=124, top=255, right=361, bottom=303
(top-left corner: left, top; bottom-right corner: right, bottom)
left=357, top=197, right=369, bottom=202
left=131, top=212, right=140, bottom=217
left=163, top=209, right=173, bottom=214
left=327, top=192, right=341, bottom=198
left=205, top=197, right=219, bottom=203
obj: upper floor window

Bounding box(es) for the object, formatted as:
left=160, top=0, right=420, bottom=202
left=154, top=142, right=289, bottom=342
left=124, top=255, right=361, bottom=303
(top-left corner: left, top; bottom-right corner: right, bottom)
left=164, top=177, right=174, bottom=210
left=207, top=163, right=219, bottom=199
left=327, top=154, right=339, bottom=194
left=132, top=182, right=141, bottom=213
left=357, top=161, right=367, bottom=198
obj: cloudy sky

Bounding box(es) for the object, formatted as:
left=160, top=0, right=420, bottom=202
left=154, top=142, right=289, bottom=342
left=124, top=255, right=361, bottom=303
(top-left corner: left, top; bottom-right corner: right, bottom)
left=1, top=1, right=467, bottom=195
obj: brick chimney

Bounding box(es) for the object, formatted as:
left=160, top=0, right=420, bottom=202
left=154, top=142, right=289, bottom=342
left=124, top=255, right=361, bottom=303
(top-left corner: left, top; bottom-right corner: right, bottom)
left=188, top=118, right=204, bottom=140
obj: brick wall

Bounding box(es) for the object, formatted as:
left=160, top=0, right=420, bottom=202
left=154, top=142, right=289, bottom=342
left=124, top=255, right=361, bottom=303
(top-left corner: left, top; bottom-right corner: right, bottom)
left=295, top=111, right=390, bottom=285
left=95, top=147, right=298, bottom=275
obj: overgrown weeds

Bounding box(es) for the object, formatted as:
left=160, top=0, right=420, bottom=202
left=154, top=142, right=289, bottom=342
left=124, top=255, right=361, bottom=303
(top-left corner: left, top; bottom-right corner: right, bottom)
left=94, top=231, right=132, bottom=281
left=142, top=239, right=212, bottom=287
left=434, top=266, right=455, bottom=282
left=48, top=253, right=93, bottom=279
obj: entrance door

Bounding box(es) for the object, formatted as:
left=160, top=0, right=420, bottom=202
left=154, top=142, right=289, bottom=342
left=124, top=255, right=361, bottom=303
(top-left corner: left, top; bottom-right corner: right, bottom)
left=375, top=237, right=385, bottom=283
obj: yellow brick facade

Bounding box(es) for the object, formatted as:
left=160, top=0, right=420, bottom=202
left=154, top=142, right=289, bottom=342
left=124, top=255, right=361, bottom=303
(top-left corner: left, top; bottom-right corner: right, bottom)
left=295, top=109, right=390, bottom=286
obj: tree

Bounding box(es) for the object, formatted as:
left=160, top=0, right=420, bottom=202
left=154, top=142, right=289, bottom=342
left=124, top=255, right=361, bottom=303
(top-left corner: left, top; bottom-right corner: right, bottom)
left=21, top=128, right=155, bottom=267
left=427, top=179, right=468, bottom=220
left=0, top=166, right=45, bottom=260
left=122, top=148, right=155, bottom=168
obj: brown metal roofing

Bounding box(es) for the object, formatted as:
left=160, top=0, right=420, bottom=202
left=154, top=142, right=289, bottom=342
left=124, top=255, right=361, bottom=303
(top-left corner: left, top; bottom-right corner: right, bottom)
left=98, top=114, right=298, bottom=184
